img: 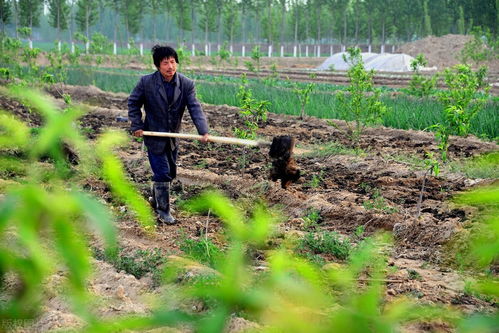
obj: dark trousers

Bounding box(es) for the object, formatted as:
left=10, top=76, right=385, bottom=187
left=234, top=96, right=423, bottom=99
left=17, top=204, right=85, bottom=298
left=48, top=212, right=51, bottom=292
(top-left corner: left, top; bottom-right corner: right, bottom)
left=148, top=146, right=178, bottom=182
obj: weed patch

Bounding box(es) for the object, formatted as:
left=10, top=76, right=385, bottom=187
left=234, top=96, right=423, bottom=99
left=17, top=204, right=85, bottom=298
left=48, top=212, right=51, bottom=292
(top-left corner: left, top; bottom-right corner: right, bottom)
left=93, top=247, right=166, bottom=287
left=449, top=151, right=499, bottom=179
left=302, top=208, right=323, bottom=230
left=303, top=141, right=362, bottom=158
left=298, top=231, right=352, bottom=260
left=179, top=237, right=224, bottom=268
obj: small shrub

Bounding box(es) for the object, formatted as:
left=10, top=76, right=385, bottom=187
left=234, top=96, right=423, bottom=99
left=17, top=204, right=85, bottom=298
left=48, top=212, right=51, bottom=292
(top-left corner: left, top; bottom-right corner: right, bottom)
left=89, top=32, right=113, bottom=55
left=416, top=152, right=440, bottom=218
left=407, top=269, right=423, bottom=281
left=293, top=81, right=315, bottom=119
left=353, top=225, right=365, bottom=239
left=250, top=46, right=263, bottom=73
left=0, top=67, right=10, bottom=79
left=305, top=171, right=324, bottom=189
left=407, top=54, right=438, bottom=97
left=459, top=27, right=499, bottom=65
left=363, top=188, right=399, bottom=214
left=217, top=42, right=231, bottom=68
left=303, top=208, right=322, bottom=230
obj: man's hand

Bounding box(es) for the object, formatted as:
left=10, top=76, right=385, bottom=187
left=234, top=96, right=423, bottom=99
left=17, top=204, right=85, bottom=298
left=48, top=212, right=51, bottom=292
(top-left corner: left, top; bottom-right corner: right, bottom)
left=133, top=129, right=143, bottom=137
left=199, top=133, right=210, bottom=143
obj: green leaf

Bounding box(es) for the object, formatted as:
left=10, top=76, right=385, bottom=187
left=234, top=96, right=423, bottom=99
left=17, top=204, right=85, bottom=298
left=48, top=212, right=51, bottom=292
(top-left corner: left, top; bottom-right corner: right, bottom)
left=73, top=191, right=117, bottom=256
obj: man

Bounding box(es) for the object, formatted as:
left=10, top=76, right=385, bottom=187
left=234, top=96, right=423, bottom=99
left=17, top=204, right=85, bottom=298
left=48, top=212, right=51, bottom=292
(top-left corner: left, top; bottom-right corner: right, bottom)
left=128, top=45, right=209, bottom=225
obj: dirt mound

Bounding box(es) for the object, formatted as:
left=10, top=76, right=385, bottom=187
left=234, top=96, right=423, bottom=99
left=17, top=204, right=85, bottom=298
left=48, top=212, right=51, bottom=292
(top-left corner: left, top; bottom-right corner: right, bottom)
left=397, top=34, right=499, bottom=72
left=397, top=34, right=471, bottom=70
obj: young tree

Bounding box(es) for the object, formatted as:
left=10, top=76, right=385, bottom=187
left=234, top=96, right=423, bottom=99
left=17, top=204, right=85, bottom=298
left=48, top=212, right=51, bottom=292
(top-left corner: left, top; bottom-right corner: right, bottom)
left=75, top=0, right=98, bottom=44
left=433, top=65, right=489, bottom=161
left=47, top=0, right=70, bottom=48
left=0, top=0, right=11, bottom=35
left=336, top=47, right=388, bottom=146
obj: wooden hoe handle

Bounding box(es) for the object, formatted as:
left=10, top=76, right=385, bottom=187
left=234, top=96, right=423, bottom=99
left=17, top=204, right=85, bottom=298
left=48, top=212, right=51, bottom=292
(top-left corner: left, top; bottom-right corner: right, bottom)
left=142, top=131, right=269, bottom=147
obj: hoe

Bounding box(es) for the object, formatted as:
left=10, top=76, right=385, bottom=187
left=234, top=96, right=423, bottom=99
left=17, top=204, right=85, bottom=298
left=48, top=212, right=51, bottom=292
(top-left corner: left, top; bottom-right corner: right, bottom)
left=142, top=131, right=300, bottom=189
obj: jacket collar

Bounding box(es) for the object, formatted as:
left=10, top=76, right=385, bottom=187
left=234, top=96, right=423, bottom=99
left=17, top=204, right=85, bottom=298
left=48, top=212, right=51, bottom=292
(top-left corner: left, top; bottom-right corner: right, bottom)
left=155, top=71, right=181, bottom=106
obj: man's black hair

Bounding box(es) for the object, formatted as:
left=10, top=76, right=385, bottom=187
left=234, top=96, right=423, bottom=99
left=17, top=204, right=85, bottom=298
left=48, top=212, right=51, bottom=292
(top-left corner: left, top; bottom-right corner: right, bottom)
left=152, top=45, right=179, bottom=68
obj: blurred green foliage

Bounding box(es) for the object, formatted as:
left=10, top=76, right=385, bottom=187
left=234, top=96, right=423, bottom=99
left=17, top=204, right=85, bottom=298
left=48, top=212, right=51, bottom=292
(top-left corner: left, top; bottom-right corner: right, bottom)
left=0, top=86, right=159, bottom=329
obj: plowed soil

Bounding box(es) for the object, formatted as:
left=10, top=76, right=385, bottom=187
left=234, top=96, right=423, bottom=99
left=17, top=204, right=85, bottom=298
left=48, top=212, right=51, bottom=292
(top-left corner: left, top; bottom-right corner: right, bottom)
left=2, top=84, right=497, bottom=332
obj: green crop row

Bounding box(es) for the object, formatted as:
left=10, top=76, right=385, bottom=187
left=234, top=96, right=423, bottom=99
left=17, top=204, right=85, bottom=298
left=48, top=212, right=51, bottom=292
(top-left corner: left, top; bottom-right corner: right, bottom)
left=64, top=68, right=498, bottom=141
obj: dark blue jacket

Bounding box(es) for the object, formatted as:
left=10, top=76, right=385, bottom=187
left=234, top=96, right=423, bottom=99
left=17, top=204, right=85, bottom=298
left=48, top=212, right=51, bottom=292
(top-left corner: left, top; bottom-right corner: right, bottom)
left=128, top=71, right=209, bottom=154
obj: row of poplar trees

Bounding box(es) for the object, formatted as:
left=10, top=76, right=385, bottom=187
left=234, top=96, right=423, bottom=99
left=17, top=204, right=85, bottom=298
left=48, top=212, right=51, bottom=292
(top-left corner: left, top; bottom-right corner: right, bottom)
left=0, top=0, right=497, bottom=47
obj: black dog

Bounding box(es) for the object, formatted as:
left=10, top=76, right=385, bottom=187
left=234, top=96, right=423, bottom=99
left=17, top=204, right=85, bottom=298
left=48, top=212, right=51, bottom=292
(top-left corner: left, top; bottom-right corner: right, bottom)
left=269, top=136, right=300, bottom=189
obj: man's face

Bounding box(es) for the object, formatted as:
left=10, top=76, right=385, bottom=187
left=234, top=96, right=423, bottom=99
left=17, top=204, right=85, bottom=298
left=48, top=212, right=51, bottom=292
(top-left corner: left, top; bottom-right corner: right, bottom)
left=158, top=56, right=177, bottom=81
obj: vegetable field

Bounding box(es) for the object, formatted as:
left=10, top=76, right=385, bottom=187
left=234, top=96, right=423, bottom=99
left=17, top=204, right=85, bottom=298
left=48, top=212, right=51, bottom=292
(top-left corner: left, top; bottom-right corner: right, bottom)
left=0, top=35, right=498, bottom=332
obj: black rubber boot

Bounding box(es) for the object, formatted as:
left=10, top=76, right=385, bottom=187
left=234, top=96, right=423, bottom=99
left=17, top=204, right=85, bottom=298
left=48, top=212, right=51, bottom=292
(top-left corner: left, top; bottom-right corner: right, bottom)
left=153, top=182, right=176, bottom=225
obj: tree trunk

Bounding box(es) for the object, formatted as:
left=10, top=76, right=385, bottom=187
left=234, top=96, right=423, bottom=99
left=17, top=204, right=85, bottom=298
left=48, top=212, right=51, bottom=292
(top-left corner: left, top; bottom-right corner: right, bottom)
left=217, top=7, right=222, bottom=45
left=381, top=19, right=385, bottom=52
left=190, top=0, right=195, bottom=47
left=164, top=11, right=169, bottom=42
left=57, top=4, right=61, bottom=44
left=267, top=0, right=272, bottom=44
left=204, top=17, right=208, bottom=46
left=125, top=17, right=129, bottom=46
left=368, top=15, right=372, bottom=48
left=13, top=1, right=18, bottom=38
left=241, top=4, right=246, bottom=43
left=294, top=11, right=298, bottom=44
left=343, top=10, right=347, bottom=46
left=316, top=4, right=321, bottom=44
left=152, top=15, right=157, bottom=42
left=355, top=13, right=359, bottom=44
left=280, top=1, right=286, bottom=44
left=86, top=6, right=89, bottom=41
